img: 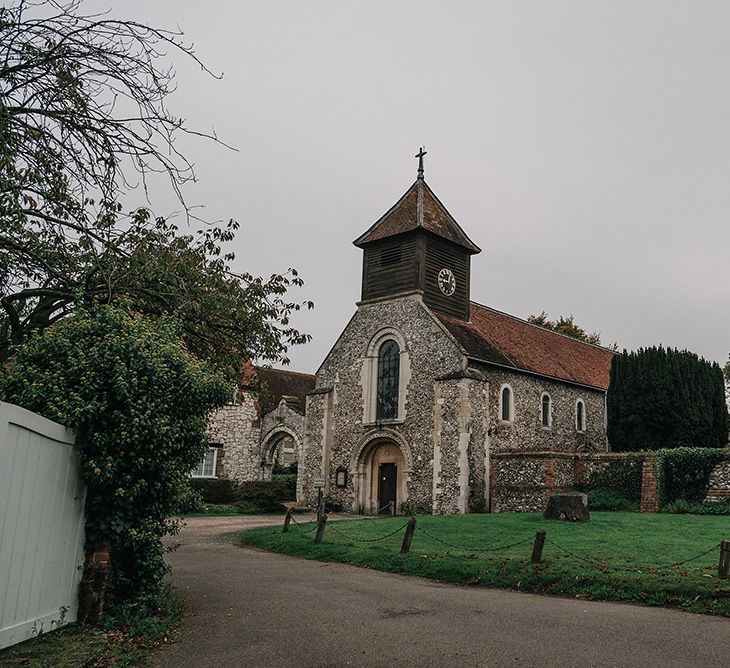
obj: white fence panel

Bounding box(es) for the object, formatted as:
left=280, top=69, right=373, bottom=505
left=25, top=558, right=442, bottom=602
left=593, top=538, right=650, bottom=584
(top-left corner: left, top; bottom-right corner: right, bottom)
left=0, top=402, right=85, bottom=650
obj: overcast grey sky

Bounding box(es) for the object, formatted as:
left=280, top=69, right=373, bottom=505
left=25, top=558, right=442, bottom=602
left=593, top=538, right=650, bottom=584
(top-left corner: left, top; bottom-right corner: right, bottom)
left=97, top=1, right=729, bottom=372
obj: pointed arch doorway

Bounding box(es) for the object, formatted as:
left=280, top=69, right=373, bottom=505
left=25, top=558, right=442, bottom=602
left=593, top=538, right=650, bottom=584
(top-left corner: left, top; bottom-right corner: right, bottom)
left=353, top=433, right=411, bottom=514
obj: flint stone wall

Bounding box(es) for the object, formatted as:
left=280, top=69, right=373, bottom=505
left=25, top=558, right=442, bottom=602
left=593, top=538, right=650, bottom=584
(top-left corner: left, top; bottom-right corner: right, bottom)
left=260, top=401, right=306, bottom=456
left=485, top=368, right=607, bottom=453
left=301, top=294, right=464, bottom=512
left=490, top=451, right=647, bottom=513
left=705, top=458, right=730, bottom=503
left=206, top=391, right=261, bottom=482
left=431, top=376, right=489, bottom=514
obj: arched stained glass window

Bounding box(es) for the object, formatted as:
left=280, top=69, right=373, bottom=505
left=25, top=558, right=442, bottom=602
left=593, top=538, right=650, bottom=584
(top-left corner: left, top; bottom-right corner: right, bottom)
left=376, top=340, right=400, bottom=420
left=501, top=386, right=512, bottom=422
left=576, top=400, right=585, bottom=432
left=541, top=394, right=551, bottom=427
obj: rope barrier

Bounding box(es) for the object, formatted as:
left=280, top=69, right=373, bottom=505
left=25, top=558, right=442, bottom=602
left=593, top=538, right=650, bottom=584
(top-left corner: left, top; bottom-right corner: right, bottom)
left=544, top=537, right=721, bottom=573
left=416, top=526, right=535, bottom=553
left=326, top=519, right=411, bottom=543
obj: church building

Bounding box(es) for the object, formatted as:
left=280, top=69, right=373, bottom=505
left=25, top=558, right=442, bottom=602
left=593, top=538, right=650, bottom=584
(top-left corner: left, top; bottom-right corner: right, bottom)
left=204, top=152, right=614, bottom=514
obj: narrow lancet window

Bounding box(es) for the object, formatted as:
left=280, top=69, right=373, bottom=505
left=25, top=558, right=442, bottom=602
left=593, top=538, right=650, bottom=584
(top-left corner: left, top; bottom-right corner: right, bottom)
left=376, top=340, right=400, bottom=420
left=541, top=394, right=551, bottom=427
left=501, top=386, right=512, bottom=422
left=576, top=400, right=585, bottom=432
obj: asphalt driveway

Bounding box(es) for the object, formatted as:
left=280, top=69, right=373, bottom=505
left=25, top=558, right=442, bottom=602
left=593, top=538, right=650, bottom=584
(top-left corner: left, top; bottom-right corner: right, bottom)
left=157, top=515, right=729, bottom=668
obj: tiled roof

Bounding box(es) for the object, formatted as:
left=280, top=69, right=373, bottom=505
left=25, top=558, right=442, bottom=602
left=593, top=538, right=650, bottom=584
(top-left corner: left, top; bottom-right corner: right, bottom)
left=254, top=367, right=316, bottom=415
left=437, top=303, right=613, bottom=390
left=353, top=179, right=481, bottom=254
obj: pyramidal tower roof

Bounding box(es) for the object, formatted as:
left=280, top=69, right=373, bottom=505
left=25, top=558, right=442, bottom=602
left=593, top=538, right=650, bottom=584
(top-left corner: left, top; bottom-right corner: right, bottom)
left=353, top=152, right=481, bottom=254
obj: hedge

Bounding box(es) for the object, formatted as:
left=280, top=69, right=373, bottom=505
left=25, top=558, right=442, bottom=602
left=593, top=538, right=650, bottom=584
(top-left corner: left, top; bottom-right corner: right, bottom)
left=236, top=480, right=291, bottom=513
left=656, top=447, right=727, bottom=504
left=189, top=478, right=239, bottom=504
left=583, top=457, right=644, bottom=502
left=271, top=474, right=297, bottom=500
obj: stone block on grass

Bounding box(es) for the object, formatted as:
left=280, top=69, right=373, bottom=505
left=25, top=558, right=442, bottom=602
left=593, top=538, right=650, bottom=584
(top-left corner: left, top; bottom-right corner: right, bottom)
left=544, top=492, right=590, bottom=521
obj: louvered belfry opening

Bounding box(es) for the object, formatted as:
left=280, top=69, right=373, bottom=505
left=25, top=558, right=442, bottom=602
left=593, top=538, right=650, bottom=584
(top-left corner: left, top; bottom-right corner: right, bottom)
left=376, top=340, right=400, bottom=420
left=354, top=175, right=481, bottom=322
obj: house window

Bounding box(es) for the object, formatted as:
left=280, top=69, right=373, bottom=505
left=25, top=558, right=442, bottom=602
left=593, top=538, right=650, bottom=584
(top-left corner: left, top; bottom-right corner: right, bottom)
left=376, top=339, right=400, bottom=420
left=191, top=447, right=218, bottom=478
left=500, top=385, right=513, bottom=422
left=576, top=400, right=586, bottom=432
left=541, top=393, right=552, bottom=428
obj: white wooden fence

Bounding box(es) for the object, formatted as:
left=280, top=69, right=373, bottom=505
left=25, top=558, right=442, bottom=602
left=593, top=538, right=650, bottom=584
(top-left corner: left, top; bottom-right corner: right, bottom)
left=0, top=402, right=85, bottom=650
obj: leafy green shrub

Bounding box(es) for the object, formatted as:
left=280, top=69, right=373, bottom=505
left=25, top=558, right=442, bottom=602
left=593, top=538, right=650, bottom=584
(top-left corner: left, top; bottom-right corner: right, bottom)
left=323, top=495, right=343, bottom=512
left=656, top=447, right=727, bottom=504
left=189, top=478, right=239, bottom=504
left=399, top=500, right=431, bottom=515
left=584, top=489, right=638, bottom=512
left=273, top=461, right=298, bottom=475
left=234, top=500, right=266, bottom=514
left=175, top=483, right=205, bottom=514
left=0, top=306, right=229, bottom=613
left=237, top=481, right=289, bottom=513
left=271, top=474, right=297, bottom=500
left=660, top=499, right=730, bottom=516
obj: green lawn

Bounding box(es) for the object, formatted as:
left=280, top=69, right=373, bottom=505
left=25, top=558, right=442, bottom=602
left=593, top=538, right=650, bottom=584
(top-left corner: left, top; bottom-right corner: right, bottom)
left=239, top=512, right=730, bottom=616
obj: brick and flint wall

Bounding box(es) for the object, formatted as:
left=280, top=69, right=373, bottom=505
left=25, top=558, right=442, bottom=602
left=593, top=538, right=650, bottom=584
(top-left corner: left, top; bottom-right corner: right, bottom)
left=491, top=450, right=730, bottom=512
left=490, top=451, right=645, bottom=512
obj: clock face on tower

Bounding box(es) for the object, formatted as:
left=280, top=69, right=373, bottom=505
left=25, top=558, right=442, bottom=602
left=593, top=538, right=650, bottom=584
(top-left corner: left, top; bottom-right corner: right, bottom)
left=437, top=268, right=456, bottom=296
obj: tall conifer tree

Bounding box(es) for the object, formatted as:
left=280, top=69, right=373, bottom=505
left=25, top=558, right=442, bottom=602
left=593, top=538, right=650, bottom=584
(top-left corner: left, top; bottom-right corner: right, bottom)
left=607, top=347, right=728, bottom=451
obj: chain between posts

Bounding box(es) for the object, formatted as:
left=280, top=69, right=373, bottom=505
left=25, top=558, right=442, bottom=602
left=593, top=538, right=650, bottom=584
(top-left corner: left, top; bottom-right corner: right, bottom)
left=288, top=513, right=318, bottom=534
left=326, top=519, right=411, bottom=543
left=544, top=537, right=722, bottom=573
left=416, top=525, right=535, bottom=553
left=281, top=513, right=727, bottom=576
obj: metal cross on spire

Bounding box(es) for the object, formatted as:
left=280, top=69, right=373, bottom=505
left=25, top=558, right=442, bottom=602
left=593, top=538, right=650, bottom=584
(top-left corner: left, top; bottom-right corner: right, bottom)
left=415, top=146, right=427, bottom=180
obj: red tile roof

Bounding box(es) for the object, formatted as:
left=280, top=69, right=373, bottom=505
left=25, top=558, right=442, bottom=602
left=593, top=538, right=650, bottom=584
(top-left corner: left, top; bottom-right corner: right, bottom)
left=353, top=179, right=481, bottom=254
left=437, top=303, right=613, bottom=390
left=254, top=367, right=316, bottom=415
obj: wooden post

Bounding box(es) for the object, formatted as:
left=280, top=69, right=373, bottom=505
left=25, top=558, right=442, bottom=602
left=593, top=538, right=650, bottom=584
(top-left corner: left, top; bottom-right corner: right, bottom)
left=389, top=501, right=395, bottom=516
left=400, top=517, right=417, bottom=554
left=283, top=509, right=292, bottom=533
left=531, top=530, right=546, bottom=564
left=79, top=544, right=111, bottom=625
left=719, top=540, right=730, bottom=579
left=317, top=488, right=324, bottom=522
left=314, top=514, right=328, bottom=545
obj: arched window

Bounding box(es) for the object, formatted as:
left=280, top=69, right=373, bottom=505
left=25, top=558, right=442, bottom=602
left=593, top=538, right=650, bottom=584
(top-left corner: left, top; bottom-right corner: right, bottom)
left=541, top=393, right=551, bottom=427
left=376, top=340, right=400, bottom=420
left=500, top=385, right=513, bottom=422
left=576, top=400, right=586, bottom=432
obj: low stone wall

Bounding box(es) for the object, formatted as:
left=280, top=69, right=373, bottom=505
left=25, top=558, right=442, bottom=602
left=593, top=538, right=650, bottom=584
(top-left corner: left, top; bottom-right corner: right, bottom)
left=491, top=450, right=730, bottom=513
left=705, top=460, right=730, bottom=503
left=490, top=452, right=575, bottom=512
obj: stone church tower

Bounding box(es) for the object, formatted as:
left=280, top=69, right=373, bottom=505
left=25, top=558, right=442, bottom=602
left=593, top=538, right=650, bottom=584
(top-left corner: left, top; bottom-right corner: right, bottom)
left=298, top=152, right=613, bottom=515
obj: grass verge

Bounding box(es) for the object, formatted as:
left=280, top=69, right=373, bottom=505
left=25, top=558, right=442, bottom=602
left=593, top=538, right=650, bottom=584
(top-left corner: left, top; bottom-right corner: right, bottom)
left=0, top=588, right=183, bottom=667
left=239, top=512, right=730, bottom=616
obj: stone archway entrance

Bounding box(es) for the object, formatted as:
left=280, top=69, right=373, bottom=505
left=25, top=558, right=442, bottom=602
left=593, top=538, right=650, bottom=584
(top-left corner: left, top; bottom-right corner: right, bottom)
left=356, top=439, right=408, bottom=515
left=260, top=428, right=300, bottom=481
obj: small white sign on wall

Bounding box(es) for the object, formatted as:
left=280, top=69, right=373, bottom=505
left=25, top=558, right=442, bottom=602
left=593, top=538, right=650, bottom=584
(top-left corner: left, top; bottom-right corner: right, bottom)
left=313, top=475, right=326, bottom=488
